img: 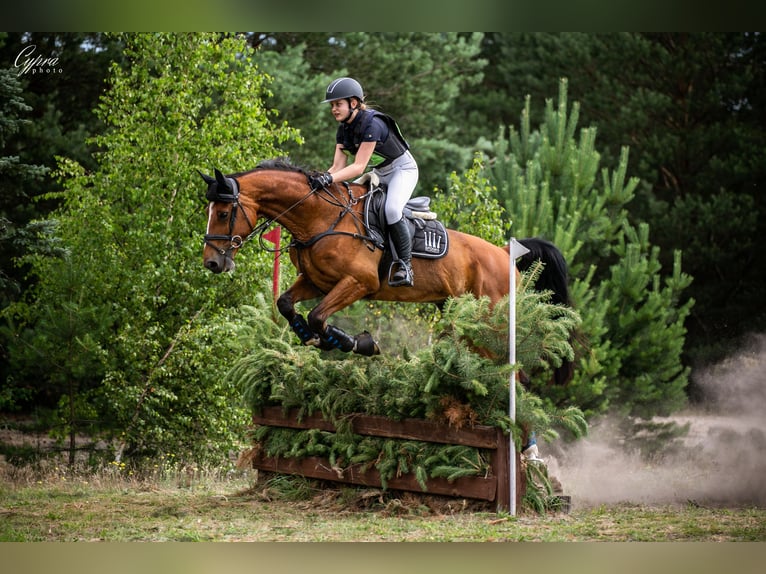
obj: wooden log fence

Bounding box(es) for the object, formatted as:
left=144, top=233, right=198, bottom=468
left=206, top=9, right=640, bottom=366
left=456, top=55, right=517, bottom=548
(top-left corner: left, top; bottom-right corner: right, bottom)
left=248, top=407, right=524, bottom=512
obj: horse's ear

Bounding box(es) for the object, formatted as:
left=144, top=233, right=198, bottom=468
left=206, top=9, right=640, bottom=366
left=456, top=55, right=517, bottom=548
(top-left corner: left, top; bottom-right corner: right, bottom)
left=214, top=168, right=230, bottom=191
left=198, top=170, right=215, bottom=185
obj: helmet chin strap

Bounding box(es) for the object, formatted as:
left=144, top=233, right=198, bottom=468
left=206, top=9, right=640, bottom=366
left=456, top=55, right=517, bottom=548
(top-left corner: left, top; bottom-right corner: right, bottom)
left=342, top=99, right=358, bottom=123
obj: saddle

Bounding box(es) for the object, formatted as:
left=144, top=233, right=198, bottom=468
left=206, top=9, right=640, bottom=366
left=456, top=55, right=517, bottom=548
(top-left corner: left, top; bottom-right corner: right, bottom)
left=358, top=173, right=449, bottom=260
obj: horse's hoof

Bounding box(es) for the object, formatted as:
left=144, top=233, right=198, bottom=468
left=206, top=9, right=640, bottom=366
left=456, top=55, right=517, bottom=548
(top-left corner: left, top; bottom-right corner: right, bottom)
left=355, top=331, right=380, bottom=356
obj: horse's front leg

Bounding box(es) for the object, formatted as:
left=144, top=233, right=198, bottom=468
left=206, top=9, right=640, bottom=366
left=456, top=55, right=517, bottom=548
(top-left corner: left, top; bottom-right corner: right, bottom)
left=277, top=274, right=324, bottom=347
left=307, top=276, right=380, bottom=356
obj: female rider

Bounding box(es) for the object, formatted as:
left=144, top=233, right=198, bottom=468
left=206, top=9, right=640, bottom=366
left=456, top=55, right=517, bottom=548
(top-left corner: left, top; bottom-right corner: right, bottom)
left=309, top=77, right=418, bottom=287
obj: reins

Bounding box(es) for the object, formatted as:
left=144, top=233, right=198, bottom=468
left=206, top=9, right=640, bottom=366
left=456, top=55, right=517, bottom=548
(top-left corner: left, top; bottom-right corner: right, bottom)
left=288, top=182, right=381, bottom=252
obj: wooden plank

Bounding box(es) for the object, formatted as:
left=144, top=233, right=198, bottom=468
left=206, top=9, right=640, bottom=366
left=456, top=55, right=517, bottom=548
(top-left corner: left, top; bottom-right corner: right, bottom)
left=252, top=407, right=498, bottom=449
left=252, top=453, right=497, bottom=501
left=252, top=408, right=336, bottom=432
left=492, top=428, right=511, bottom=512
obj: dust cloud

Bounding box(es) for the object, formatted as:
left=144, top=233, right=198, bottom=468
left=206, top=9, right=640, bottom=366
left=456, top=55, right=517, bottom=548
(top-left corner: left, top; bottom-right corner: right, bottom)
left=546, top=333, right=766, bottom=509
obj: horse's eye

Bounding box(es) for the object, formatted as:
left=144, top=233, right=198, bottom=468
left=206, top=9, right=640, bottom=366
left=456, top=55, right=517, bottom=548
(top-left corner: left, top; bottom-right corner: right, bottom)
left=217, top=210, right=229, bottom=220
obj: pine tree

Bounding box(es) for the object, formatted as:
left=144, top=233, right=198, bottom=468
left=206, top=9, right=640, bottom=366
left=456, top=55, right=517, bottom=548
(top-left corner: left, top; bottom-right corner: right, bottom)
left=0, top=68, right=50, bottom=306
left=483, top=79, right=693, bottom=418
left=0, top=67, right=52, bottom=410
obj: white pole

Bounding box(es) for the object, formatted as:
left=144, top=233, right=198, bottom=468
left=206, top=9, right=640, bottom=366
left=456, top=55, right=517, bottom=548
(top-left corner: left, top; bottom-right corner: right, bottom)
left=508, top=237, right=529, bottom=516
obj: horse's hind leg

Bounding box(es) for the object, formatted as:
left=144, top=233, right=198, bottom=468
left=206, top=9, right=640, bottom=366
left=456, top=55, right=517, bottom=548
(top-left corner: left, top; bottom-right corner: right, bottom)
left=277, top=275, right=324, bottom=346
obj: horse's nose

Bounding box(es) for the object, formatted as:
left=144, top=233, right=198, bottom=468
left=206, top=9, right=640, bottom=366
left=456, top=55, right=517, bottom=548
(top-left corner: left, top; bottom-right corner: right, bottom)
left=204, top=259, right=221, bottom=273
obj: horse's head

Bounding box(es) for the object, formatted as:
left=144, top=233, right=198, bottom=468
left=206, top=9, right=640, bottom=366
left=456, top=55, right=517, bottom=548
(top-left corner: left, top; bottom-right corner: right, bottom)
left=200, top=169, right=255, bottom=273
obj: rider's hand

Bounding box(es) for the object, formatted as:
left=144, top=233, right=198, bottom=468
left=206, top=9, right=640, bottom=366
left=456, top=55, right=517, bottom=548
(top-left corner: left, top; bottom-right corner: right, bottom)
left=309, top=172, right=333, bottom=190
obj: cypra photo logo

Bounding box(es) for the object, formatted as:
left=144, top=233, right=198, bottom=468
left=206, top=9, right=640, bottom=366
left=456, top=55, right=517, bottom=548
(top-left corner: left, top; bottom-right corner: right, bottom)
left=14, top=44, right=63, bottom=76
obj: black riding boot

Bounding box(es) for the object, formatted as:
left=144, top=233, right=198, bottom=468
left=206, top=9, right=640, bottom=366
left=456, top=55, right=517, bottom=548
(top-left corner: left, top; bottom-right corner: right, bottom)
left=388, top=218, right=414, bottom=287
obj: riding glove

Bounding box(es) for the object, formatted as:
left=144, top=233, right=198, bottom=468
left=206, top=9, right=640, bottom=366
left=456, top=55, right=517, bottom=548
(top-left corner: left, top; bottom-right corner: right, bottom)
left=309, top=172, right=333, bottom=190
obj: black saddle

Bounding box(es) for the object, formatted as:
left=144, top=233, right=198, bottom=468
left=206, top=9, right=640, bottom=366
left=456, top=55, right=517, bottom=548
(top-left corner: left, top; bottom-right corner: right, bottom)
left=363, top=185, right=449, bottom=260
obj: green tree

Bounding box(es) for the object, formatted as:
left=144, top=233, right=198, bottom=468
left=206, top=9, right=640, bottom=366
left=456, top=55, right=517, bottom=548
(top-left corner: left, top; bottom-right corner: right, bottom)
left=4, top=33, right=302, bottom=465
left=431, top=154, right=510, bottom=247
left=613, top=33, right=765, bottom=365
left=0, top=34, right=123, bottom=294
left=482, top=80, right=693, bottom=418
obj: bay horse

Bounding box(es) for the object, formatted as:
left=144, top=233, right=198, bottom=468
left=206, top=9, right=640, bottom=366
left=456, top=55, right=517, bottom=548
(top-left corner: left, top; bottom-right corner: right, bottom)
left=201, top=159, right=571, bottom=380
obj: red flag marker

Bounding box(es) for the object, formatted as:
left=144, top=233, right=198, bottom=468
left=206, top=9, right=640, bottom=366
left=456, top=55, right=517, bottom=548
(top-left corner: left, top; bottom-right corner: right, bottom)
left=263, top=227, right=282, bottom=301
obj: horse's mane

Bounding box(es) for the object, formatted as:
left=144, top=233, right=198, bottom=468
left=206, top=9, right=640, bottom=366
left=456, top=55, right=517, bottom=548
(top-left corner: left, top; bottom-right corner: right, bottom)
left=244, top=157, right=315, bottom=177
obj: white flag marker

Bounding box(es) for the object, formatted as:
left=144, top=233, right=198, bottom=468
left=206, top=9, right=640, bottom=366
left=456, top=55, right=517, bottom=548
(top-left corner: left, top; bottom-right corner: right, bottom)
left=508, top=237, right=529, bottom=515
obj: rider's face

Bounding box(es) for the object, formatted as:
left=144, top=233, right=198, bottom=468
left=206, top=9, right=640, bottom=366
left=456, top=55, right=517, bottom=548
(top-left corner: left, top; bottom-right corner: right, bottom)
left=329, top=99, right=356, bottom=122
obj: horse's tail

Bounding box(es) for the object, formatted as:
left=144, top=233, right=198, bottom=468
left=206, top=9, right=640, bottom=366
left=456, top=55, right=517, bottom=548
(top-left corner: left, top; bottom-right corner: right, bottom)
left=516, top=237, right=570, bottom=306
left=512, top=237, right=574, bottom=386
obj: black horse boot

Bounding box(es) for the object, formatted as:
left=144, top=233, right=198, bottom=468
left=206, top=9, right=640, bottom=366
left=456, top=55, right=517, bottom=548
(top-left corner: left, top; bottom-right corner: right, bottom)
left=388, top=218, right=414, bottom=287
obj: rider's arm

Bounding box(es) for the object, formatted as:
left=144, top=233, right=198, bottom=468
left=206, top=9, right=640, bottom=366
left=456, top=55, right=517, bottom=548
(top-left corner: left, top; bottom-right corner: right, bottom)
left=328, top=141, right=376, bottom=183
left=328, top=144, right=347, bottom=174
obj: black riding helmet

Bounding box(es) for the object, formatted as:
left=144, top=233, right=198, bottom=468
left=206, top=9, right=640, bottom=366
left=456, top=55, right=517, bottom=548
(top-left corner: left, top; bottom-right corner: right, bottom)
left=321, top=77, right=365, bottom=104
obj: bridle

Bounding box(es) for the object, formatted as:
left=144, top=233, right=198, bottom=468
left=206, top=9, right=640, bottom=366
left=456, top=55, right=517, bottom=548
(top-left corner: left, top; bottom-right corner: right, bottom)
left=203, top=176, right=257, bottom=259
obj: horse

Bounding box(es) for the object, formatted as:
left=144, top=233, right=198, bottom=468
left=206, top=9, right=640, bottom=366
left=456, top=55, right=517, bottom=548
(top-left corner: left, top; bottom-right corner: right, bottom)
left=200, top=159, right=571, bottom=382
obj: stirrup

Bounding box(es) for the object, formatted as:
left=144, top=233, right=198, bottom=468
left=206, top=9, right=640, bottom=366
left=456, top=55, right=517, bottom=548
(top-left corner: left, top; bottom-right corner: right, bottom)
left=388, top=259, right=413, bottom=287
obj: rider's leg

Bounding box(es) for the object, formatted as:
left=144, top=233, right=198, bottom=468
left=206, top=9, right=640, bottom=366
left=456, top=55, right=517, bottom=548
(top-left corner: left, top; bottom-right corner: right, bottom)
left=378, top=152, right=418, bottom=287
left=387, top=217, right=413, bottom=286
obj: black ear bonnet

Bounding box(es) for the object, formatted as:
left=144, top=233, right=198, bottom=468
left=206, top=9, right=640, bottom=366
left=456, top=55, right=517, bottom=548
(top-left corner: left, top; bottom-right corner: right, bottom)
left=199, top=169, right=239, bottom=203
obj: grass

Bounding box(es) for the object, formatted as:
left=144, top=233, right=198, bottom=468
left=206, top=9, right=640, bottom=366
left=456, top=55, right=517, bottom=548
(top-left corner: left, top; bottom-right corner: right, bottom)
left=1, top=463, right=764, bottom=542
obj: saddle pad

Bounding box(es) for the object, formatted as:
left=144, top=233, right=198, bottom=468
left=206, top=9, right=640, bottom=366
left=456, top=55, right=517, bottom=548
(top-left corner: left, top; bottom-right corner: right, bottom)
left=363, top=188, right=448, bottom=259
left=409, top=218, right=449, bottom=259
